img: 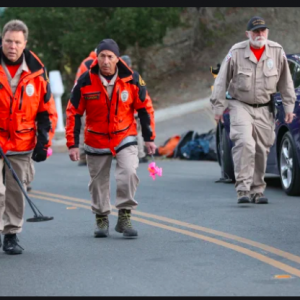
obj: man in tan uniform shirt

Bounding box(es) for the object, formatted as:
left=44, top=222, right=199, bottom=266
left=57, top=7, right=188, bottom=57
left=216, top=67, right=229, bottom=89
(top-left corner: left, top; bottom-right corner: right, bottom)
left=211, top=16, right=295, bottom=204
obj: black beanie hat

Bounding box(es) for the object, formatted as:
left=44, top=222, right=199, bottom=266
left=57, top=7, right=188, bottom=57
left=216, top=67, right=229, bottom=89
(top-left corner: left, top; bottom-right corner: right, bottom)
left=96, top=39, right=120, bottom=57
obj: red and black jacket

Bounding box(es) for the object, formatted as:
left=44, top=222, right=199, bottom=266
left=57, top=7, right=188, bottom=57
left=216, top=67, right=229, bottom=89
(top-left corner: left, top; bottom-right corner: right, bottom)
left=66, top=58, right=155, bottom=156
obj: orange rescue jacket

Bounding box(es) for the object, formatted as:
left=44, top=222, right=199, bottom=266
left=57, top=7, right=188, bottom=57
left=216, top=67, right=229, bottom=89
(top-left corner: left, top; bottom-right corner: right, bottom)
left=66, top=58, right=155, bottom=156
left=0, top=48, right=58, bottom=154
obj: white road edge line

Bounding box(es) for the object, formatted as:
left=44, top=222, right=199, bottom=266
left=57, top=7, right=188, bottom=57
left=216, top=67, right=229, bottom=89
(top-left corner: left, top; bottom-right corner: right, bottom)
left=155, top=97, right=211, bottom=123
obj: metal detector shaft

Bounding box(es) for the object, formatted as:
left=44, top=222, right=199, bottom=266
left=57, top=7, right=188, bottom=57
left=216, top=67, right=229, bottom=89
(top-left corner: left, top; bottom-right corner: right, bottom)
left=0, top=146, right=44, bottom=218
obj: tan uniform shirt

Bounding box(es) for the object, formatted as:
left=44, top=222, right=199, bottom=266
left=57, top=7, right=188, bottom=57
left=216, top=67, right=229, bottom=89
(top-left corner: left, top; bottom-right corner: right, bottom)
left=99, top=68, right=118, bottom=100
left=211, top=40, right=296, bottom=115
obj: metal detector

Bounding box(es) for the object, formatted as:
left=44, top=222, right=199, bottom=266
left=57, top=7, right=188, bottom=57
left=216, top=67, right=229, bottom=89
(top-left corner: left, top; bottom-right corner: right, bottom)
left=0, top=146, right=54, bottom=222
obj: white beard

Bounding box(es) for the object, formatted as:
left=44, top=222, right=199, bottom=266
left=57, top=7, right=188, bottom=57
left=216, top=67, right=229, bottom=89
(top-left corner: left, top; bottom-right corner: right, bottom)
left=249, top=35, right=267, bottom=48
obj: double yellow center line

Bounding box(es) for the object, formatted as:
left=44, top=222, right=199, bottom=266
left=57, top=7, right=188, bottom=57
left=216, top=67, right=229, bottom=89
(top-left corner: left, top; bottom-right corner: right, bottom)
left=29, top=190, right=300, bottom=278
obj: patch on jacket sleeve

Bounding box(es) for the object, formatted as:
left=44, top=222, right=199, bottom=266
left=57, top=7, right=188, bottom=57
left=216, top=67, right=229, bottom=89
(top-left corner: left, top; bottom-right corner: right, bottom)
left=226, top=51, right=232, bottom=62
left=139, top=75, right=146, bottom=86
left=83, top=92, right=101, bottom=100
left=132, top=71, right=147, bottom=102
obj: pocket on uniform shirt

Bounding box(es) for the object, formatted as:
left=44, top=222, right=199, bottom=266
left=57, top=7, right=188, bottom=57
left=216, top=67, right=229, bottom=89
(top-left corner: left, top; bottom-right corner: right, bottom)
left=263, top=67, right=278, bottom=91
left=237, top=70, right=252, bottom=91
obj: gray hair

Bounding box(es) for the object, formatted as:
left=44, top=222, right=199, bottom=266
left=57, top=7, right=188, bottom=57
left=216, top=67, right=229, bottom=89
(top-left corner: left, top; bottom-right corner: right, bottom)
left=2, top=20, right=29, bottom=40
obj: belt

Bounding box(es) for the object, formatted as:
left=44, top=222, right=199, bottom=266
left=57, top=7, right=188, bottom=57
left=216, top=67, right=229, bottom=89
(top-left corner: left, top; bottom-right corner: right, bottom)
left=231, top=98, right=271, bottom=108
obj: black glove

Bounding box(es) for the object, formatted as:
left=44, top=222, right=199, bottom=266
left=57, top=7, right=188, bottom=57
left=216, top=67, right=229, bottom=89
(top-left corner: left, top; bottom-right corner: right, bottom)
left=32, top=144, right=47, bottom=162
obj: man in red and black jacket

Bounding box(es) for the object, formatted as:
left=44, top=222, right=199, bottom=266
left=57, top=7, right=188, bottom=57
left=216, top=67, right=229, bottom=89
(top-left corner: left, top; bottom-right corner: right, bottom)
left=66, top=39, right=156, bottom=238
left=0, top=20, right=57, bottom=254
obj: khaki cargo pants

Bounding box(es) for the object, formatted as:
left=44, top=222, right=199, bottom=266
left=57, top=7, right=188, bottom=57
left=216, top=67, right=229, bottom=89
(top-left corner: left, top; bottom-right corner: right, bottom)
left=0, top=153, right=34, bottom=234
left=87, top=145, right=139, bottom=215
left=136, top=117, right=146, bottom=159
left=229, top=100, right=275, bottom=194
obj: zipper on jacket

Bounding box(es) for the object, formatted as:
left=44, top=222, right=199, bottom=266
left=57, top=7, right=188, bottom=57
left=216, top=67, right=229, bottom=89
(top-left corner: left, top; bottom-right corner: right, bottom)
left=19, top=86, right=24, bottom=110
left=115, top=90, right=119, bottom=115
left=106, top=94, right=111, bottom=143
left=10, top=96, right=13, bottom=114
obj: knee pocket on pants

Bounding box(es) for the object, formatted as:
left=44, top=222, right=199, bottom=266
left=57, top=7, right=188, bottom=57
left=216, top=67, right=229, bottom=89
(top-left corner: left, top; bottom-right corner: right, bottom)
left=25, top=160, right=35, bottom=185
left=257, top=123, right=275, bottom=148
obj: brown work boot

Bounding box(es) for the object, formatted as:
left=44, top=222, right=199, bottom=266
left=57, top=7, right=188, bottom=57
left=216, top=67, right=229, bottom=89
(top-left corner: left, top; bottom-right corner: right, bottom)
left=94, top=214, right=109, bottom=237
left=237, top=191, right=250, bottom=204
left=115, top=209, right=138, bottom=237
left=250, top=193, right=268, bottom=204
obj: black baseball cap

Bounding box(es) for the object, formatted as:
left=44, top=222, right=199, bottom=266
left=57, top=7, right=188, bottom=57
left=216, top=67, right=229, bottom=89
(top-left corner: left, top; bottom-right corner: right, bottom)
left=247, top=16, right=268, bottom=31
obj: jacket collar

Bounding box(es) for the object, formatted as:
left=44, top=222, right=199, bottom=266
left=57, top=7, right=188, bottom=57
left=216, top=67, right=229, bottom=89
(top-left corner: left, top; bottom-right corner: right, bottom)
left=0, top=47, right=44, bottom=75
left=90, top=57, right=133, bottom=81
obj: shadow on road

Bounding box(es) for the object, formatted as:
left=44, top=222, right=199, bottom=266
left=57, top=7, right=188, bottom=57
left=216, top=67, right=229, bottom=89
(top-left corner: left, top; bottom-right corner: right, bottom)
left=265, top=176, right=282, bottom=189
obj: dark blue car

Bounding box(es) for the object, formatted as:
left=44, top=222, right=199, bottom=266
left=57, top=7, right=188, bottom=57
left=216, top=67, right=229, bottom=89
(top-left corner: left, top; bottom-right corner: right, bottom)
left=216, top=53, right=300, bottom=196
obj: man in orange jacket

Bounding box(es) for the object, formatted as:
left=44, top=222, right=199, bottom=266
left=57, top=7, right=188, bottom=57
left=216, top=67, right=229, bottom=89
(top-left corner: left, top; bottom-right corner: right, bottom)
left=66, top=38, right=156, bottom=238
left=0, top=20, right=58, bottom=254
left=74, top=49, right=97, bottom=166
left=0, top=35, right=35, bottom=193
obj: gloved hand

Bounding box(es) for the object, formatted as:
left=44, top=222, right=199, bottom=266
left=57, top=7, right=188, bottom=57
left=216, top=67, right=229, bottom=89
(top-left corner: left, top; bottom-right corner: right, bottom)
left=32, top=144, right=47, bottom=162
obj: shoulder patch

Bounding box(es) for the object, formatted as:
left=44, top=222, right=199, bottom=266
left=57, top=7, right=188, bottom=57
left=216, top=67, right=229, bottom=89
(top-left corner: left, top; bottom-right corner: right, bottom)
left=41, top=67, right=50, bottom=83
left=226, top=51, right=232, bottom=62
left=44, top=69, right=50, bottom=83
left=139, top=75, right=146, bottom=86
left=131, top=71, right=147, bottom=102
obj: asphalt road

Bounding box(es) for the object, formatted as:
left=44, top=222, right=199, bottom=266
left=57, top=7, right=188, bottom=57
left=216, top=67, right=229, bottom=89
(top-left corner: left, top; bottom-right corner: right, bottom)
left=1, top=107, right=300, bottom=296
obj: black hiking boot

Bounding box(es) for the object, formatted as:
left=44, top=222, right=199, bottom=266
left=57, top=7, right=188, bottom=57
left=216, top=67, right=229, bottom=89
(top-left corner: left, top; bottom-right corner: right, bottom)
left=115, top=209, right=138, bottom=237
left=3, top=234, right=24, bottom=255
